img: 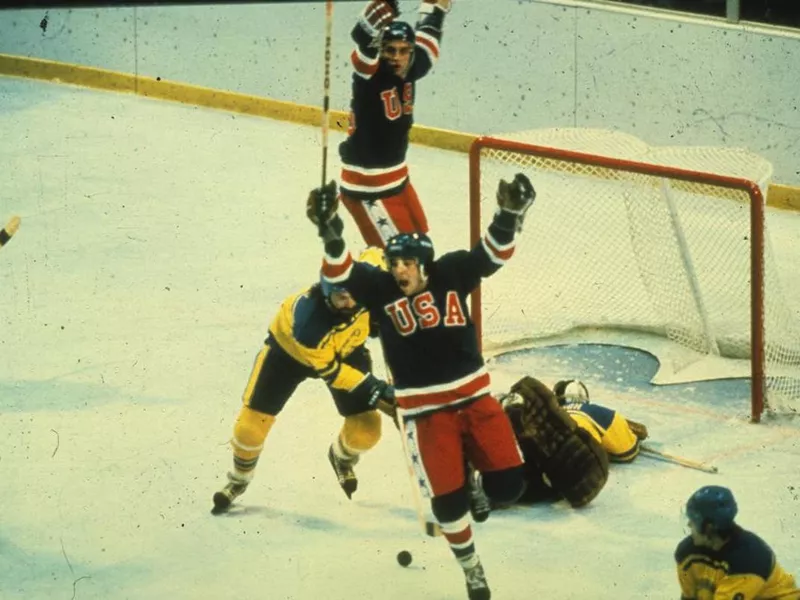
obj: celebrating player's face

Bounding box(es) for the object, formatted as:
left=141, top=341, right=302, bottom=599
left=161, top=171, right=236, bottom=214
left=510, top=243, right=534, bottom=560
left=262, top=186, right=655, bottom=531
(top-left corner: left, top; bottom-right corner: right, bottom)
left=389, top=257, right=425, bottom=296
left=381, top=41, right=413, bottom=77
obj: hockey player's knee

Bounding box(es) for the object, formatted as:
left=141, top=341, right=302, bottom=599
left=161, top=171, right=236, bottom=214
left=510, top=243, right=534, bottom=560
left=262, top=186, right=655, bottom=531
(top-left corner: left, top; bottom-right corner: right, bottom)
left=340, top=410, right=382, bottom=453
left=431, top=487, right=470, bottom=523
left=232, top=406, right=276, bottom=460
left=482, top=465, right=526, bottom=506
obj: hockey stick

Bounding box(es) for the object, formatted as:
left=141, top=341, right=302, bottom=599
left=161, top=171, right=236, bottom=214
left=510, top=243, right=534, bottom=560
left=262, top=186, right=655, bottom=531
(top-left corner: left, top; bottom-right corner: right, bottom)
left=320, top=0, right=333, bottom=187
left=396, top=414, right=443, bottom=537
left=640, top=444, right=719, bottom=474
left=373, top=345, right=442, bottom=537
left=0, top=215, right=21, bottom=249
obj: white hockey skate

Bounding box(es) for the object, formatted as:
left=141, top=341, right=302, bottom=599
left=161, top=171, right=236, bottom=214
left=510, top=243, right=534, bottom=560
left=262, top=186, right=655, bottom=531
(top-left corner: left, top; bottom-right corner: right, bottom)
left=464, top=561, right=491, bottom=600
left=467, top=469, right=491, bottom=523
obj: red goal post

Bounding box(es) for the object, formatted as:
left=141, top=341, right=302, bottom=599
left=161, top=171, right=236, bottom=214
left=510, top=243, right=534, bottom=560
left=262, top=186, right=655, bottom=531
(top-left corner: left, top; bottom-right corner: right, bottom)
left=468, top=135, right=774, bottom=421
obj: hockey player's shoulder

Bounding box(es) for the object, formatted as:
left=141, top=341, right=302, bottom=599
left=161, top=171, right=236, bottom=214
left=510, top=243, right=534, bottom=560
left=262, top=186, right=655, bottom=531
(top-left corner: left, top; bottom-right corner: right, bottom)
left=435, top=248, right=470, bottom=268
left=674, top=534, right=696, bottom=563
left=290, top=291, right=337, bottom=348
left=579, top=402, right=615, bottom=421
left=723, top=529, right=775, bottom=580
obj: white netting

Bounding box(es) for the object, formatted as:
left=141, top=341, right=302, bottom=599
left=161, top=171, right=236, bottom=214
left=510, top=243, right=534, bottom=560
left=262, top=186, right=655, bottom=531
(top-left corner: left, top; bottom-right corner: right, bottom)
left=475, top=128, right=800, bottom=418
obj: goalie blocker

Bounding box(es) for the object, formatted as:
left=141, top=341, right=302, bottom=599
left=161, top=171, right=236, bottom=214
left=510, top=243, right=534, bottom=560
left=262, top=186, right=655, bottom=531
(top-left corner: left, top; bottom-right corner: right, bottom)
left=503, top=376, right=609, bottom=508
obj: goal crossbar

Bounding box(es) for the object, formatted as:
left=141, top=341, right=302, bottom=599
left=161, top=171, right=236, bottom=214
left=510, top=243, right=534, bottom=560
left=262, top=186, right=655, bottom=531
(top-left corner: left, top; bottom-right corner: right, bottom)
left=469, top=135, right=767, bottom=421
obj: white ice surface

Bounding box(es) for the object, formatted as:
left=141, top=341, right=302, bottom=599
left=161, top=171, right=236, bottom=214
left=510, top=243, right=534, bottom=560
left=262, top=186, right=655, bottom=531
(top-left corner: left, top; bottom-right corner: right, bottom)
left=1, top=78, right=799, bottom=600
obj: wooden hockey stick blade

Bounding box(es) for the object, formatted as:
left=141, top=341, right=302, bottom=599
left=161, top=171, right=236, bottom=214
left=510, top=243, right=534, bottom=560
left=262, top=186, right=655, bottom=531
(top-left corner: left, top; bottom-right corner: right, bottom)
left=0, top=215, right=21, bottom=248
left=640, top=444, right=718, bottom=474
left=425, top=521, right=442, bottom=537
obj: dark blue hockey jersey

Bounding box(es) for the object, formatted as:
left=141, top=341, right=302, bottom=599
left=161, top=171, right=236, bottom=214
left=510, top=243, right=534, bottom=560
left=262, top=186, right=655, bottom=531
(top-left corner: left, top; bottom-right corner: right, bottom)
left=675, top=527, right=799, bottom=599
left=339, top=10, right=444, bottom=200
left=322, top=227, right=515, bottom=417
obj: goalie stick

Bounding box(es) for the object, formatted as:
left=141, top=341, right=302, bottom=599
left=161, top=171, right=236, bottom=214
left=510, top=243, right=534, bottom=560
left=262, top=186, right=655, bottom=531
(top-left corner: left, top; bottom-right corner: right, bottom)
left=640, top=444, right=719, bottom=474
left=0, top=215, right=21, bottom=249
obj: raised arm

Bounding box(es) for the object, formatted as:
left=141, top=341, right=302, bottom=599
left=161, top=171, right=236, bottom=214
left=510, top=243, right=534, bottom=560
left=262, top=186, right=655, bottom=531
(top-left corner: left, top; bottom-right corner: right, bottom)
left=448, top=172, right=536, bottom=289
left=409, top=0, right=450, bottom=79
left=350, top=0, right=399, bottom=80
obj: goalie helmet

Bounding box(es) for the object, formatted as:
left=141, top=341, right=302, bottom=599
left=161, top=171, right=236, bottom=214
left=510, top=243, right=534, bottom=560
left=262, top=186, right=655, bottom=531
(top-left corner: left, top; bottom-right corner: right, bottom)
left=385, top=232, right=434, bottom=268
left=553, top=379, right=590, bottom=406
left=686, top=485, right=738, bottom=534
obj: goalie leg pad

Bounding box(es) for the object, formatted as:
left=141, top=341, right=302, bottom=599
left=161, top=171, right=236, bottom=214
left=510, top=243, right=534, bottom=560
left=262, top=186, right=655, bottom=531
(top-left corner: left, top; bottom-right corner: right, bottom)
left=508, top=376, right=609, bottom=507
left=340, top=410, right=382, bottom=454
left=511, top=376, right=577, bottom=450
left=545, top=428, right=609, bottom=508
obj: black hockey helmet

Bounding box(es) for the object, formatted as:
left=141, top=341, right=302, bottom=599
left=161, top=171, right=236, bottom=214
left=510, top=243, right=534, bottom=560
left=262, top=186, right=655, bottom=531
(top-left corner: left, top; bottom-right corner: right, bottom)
left=686, top=485, right=738, bottom=534
left=382, top=21, right=415, bottom=45
left=385, top=232, right=434, bottom=270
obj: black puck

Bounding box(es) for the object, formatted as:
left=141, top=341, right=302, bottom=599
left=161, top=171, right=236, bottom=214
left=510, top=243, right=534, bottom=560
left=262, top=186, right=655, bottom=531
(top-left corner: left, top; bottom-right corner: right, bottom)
left=396, top=550, right=412, bottom=567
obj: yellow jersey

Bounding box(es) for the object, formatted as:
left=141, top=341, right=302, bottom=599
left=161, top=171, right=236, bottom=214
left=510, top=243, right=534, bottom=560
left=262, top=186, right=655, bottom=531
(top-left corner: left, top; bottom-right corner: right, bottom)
left=268, top=286, right=372, bottom=394
left=675, top=527, right=799, bottom=600
left=563, top=401, right=639, bottom=463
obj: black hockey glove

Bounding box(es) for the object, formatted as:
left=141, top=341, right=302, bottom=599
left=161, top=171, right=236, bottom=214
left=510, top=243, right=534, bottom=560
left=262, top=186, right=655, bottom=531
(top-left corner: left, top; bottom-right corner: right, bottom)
left=366, top=376, right=395, bottom=409
left=495, top=173, right=535, bottom=233
left=497, top=172, right=535, bottom=214
left=306, top=180, right=342, bottom=242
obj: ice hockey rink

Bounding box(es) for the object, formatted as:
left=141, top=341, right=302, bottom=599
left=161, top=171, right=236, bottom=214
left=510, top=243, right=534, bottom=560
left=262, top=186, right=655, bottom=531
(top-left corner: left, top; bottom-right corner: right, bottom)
left=2, top=76, right=800, bottom=600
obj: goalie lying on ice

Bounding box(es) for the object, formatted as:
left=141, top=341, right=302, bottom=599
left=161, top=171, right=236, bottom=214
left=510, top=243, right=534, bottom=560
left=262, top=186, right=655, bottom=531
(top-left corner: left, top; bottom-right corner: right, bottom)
left=467, top=377, right=648, bottom=512
left=497, top=376, right=611, bottom=508
left=483, top=376, right=648, bottom=510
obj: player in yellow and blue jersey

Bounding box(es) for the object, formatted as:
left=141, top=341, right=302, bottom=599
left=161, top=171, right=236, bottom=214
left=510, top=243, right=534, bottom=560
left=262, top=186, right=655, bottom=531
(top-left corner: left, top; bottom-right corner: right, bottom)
left=554, top=379, right=646, bottom=463
left=675, top=485, right=799, bottom=600
left=211, top=249, right=394, bottom=514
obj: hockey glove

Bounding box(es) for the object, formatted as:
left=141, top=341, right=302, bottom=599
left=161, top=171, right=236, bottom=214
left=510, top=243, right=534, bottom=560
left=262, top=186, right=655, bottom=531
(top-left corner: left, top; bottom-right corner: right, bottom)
left=626, top=419, right=649, bottom=441
left=495, top=173, right=535, bottom=232
left=497, top=172, right=535, bottom=215
left=366, top=375, right=395, bottom=409
left=420, top=0, right=452, bottom=14
left=359, top=0, right=398, bottom=38
left=306, top=180, right=343, bottom=242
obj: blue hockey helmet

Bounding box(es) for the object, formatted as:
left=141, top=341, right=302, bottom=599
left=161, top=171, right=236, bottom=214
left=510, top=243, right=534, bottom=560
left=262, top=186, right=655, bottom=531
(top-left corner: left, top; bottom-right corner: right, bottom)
left=320, top=276, right=346, bottom=300
left=686, top=485, right=738, bottom=533
left=382, top=21, right=415, bottom=45
left=385, top=232, right=434, bottom=270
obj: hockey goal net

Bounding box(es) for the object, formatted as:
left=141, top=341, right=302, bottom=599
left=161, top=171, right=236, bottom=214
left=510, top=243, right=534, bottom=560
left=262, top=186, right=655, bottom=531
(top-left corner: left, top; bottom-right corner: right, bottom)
left=469, top=130, right=800, bottom=422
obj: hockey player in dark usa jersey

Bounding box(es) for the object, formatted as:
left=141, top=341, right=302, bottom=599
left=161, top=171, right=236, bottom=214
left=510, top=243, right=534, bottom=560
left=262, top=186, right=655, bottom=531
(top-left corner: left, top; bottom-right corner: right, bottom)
left=307, top=173, right=536, bottom=600
left=338, top=0, right=450, bottom=247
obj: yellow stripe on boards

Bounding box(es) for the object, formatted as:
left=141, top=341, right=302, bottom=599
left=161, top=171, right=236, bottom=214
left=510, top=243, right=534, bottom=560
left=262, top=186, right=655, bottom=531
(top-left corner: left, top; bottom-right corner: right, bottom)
left=1, top=52, right=798, bottom=211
